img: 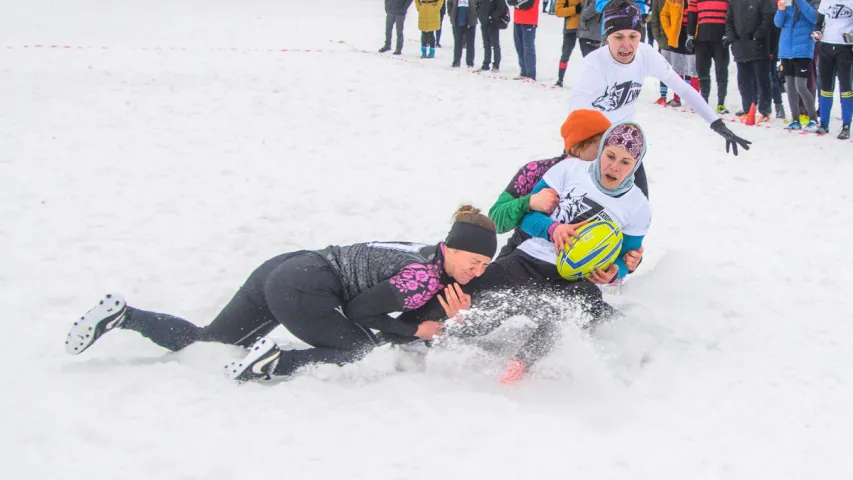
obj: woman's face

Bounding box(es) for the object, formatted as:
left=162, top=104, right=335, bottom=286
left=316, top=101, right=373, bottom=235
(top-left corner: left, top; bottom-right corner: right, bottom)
left=608, top=29, right=641, bottom=64
left=599, top=145, right=638, bottom=189
left=444, top=248, right=491, bottom=285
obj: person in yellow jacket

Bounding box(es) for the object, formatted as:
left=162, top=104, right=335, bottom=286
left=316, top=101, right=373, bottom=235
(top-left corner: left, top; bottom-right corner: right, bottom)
left=554, top=0, right=584, bottom=87
left=659, top=0, right=699, bottom=106
left=416, top=0, right=446, bottom=58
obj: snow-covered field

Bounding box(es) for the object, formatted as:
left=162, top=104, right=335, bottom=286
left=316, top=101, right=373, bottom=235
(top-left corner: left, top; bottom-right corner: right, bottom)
left=2, top=1, right=852, bottom=478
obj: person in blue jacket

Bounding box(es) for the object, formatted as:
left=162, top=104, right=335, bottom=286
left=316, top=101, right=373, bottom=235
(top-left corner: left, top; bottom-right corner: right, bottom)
left=775, top=0, right=820, bottom=131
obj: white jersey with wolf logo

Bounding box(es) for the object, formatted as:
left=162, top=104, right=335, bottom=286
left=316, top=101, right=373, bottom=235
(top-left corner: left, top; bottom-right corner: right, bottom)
left=567, top=42, right=719, bottom=125
left=518, top=158, right=651, bottom=265
left=819, top=0, right=853, bottom=45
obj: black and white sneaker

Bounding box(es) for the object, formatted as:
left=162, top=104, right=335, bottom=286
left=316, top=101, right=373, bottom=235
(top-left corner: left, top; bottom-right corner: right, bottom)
left=65, top=294, right=127, bottom=355
left=226, top=337, right=282, bottom=382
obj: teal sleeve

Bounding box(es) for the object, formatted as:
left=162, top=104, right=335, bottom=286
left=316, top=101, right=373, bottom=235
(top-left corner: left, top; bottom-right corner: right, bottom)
left=614, top=234, right=644, bottom=279
left=519, top=179, right=556, bottom=240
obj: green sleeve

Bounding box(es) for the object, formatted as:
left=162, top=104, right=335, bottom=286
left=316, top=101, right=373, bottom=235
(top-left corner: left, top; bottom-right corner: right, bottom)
left=489, top=191, right=532, bottom=234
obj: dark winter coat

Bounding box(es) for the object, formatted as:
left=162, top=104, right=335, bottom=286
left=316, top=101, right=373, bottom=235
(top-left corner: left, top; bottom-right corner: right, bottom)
left=725, top=0, right=775, bottom=62
left=386, top=0, right=415, bottom=15
left=650, top=0, right=671, bottom=49
left=774, top=0, right=818, bottom=59
left=477, top=0, right=509, bottom=24
left=449, top=0, right=480, bottom=27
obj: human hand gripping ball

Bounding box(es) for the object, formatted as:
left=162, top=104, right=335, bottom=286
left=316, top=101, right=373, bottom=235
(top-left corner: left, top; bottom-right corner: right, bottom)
left=529, top=188, right=559, bottom=214
left=551, top=220, right=590, bottom=253
left=710, top=119, right=752, bottom=156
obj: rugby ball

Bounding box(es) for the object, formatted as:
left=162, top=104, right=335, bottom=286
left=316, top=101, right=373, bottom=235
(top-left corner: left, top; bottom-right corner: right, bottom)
left=556, top=219, right=623, bottom=280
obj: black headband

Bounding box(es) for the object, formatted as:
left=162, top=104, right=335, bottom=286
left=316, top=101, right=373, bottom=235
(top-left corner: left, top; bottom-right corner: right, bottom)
left=445, top=221, right=497, bottom=259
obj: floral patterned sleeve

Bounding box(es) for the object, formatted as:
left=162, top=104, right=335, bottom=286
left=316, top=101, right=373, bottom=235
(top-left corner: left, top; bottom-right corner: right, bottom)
left=343, top=263, right=445, bottom=337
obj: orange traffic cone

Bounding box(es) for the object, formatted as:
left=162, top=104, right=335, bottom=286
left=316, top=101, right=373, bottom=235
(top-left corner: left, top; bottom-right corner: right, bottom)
left=745, top=103, right=756, bottom=126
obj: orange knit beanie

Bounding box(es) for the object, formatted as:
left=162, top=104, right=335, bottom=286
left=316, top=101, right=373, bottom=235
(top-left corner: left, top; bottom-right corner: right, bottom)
left=560, top=110, right=612, bottom=154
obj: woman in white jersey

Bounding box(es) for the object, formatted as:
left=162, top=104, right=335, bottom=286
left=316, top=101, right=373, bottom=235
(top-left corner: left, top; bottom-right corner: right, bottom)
left=403, top=122, right=652, bottom=384
left=567, top=0, right=751, bottom=198
left=812, top=0, right=853, bottom=139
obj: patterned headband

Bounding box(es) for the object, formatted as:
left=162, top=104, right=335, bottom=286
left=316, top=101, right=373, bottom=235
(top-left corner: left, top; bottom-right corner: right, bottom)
left=603, top=124, right=644, bottom=160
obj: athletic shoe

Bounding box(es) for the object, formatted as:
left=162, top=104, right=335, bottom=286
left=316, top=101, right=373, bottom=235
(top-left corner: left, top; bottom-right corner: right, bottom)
left=756, top=113, right=771, bottom=123
left=378, top=46, right=391, bottom=53
left=665, top=99, right=681, bottom=107
left=717, top=105, right=730, bottom=114
left=499, top=358, right=527, bottom=384
left=392, top=50, right=402, bottom=55
left=803, top=120, right=820, bottom=133
left=839, top=125, right=851, bottom=140
left=653, top=97, right=667, bottom=105
left=816, top=125, right=829, bottom=134
left=226, top=337, right=282, bottom=382
left=492, top=65, right=499, bottom=72
left=451, top=62, right=461, bottom=68
left=65, top=294, right=127, bottom=355
left=734, top=110, right=747, bottom=116
left=775, top=104, right=786, bottom=119
left=785, top=121, right=802, bottom=131
left=476, top=65, right=490, bottom=72
left=554, top=80, right=563, bottom=88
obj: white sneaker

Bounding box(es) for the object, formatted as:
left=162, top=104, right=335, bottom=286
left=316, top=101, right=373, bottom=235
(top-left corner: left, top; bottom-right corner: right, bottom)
left=226, top=337, right=282, bottom=382
left=65, top=294, right=127, bottom=355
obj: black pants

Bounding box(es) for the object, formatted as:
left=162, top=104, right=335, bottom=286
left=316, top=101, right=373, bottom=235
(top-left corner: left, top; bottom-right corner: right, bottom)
left=579, top=38, right=601, bottom=57
left=384, top=14, right=405, bottom=52
left=120, top=252, right=375, bottom=376
left=817, top=42, right=853, bottom=128
left=481, top=23, right=501, bottom=68
left=694, top=40, right=729, bottom=105
left=736, top=59, right=772, bottom=115
left=559, top=30, right=578, bottom=65
left=422, top=31, right=436, bottom=48
left=437, top=4, right=446, bottom=45
left=452, top=24, right=476, bottom=67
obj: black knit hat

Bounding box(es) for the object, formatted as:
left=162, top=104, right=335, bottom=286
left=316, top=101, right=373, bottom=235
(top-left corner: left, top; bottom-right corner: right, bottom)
left=603, top=0, right=643, bottom=37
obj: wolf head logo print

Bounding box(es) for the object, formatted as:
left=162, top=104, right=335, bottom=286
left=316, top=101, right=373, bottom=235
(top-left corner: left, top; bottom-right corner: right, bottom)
left=592, top=81, right=644, bottom=112
left=554, top=188, right=590, bottom=224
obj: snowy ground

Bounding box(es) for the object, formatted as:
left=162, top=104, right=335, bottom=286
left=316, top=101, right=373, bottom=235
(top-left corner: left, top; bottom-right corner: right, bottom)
left=2, top=0, right=852, bottom=478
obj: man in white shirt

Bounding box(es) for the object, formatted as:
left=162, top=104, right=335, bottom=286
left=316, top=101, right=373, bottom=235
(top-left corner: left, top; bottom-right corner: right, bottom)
left=568, top=0, right=751, bottom=160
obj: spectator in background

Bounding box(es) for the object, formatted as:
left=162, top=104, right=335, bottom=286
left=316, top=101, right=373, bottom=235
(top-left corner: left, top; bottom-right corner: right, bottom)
left=660, top=0, right=701, bottom=107
left=650, top=0, right=672, bottom=104
left=812, top=0, right=853, bottom=139
left=448, top=0, right=479, bottom=68
left=380, top=0, right=415, bottom=55
left=726, top=0, right=775, bottom=122
left=578, top=0, right=604, bottom=56
left=513, top=0, right=541, bottom=80
left=774, top=0, right=819, bottom=131
left=477, top=0, right=509, bottom=71
left=555, top=0, right=584, bottom=86
left=416, top=0, right=446, bottom=59
left=438, top=1, right=447, bottom=47
left=768, top=23, right=787, bottom=119
left=687, top=0, right=731, bottom=114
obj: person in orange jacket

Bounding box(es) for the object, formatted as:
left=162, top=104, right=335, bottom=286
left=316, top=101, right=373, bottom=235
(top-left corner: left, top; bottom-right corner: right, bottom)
left=554, top=0, right=584, bottom=86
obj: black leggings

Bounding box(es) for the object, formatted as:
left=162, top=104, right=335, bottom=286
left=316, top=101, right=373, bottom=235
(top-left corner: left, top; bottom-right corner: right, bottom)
left=120, top=252, right=375, bottom=375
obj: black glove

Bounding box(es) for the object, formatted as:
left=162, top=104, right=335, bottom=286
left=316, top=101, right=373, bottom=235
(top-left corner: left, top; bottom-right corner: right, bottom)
left=685, top=35, right=695, bottom=53
left=710, top=119, right=752, bottom=156
left=576, top=4, right=583, bottom=13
